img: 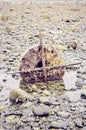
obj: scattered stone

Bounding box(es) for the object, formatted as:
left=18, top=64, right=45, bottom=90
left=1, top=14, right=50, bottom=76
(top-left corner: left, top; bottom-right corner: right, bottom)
left=0, top=85, right=3, bottom=91
left=32, top=104, right=50, bottom=116
left=77, top=74, right=86, bottom=80
left=3, top=79, right=7, bottom=82
left=82, top=114, right=86, bottom=120
left=43, top=90, right=51, bottom=96
left=56, top=111, right=70, bottom=118
left=49, top=120, right=68, bottom=129
left=39, top=96, right=51, bottom=105
left=76, top=78, right=86, bottom=87
left=6, top=115, right=18, bottom=123
left=77, top=67, right=86, bottom=74
left=65, top=90, right=81, bottom=102
left=65, top=20, right=70, bottom=23
left=81, top=89, right=86, bottom=99
left=74, top=119, right=83, bottom=128
left=81, top=45, right=86, bottom=51
left=0, top=106, right=5, bottom=114
left=32, top=85, right=37, bottom=91
left=9, top=88, right=28, bottom=104
left=67, top=41, right=77, bottom=50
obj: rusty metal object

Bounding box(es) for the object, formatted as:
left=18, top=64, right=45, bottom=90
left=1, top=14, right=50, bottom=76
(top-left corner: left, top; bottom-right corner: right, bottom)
left=19, top=44, right=65, bottom=83
left=19, top=32, right=81, bottom=84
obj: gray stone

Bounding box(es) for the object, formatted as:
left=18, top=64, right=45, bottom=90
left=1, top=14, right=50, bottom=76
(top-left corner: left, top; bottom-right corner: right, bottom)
left=49, top=120, right=68, bottom=129
left=77, top=67, right=86, bottom=74
left=74, top=120, right=83, bottom=128
left=9, top=88, right=28, bottom=104
left=39, top=96, right=57, bottom=105
left=32, top=104, right=50, bottom=116
left=19, top=127, right=31, bottom=130
left=82, top=114, right=86, bottom=120
left=39, top=96, right=50, bottom=105
left=76, top=78, right=86, bottom=87
left=81, top=89, right=86, bottom=99
left=56, top=111, right=70, bottom=118
left=65, top=90, right=81, bottom=102
left=81, top=46, right=86, bottom=51
left=77, top=74, right=86, bottom=80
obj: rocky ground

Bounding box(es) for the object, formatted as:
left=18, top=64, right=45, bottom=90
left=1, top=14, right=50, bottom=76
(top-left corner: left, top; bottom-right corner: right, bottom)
left=0, top=0, right=86, bottom=130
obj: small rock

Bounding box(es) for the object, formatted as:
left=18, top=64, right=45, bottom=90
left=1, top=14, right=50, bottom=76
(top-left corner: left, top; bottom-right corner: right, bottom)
left=0, top=106, right=5, bottom=114
left=39, top=96, right=51, bottom=105
left=65, top=91, right=81, bottom=102
left=67, top=41, right=77, bottom=50
left=56, top=111, right=70, bottom=118
left=32, top=104, right=50, bottom=116
left=74, top=120, right=83, bottom=128
left=32, top=84, right=37, bottom=91
left=18, top=126, right=31, bottom=130
left=3, top=79, right=7, bottom=82
left=9, top=88, right=28, bottom=104
left=81, top=89, right=86, bottom=99
left=43, top=90, right=51, bottom=96
left=82, top=86, right=86, bottom=89
left=0, top=86, right=3, bottom=91
left=6, top=115, right=17, bottom=123
left=49, top=120, right=68, bottom=129
left=77, top=67, right=86, bottom=74
left=81, top=45, right=86, bottom=51
left=65, top=19, right=70, bottom=23
left=76, top=78, right=86, bottom=87
left=82, top=114, right=86, bottom=119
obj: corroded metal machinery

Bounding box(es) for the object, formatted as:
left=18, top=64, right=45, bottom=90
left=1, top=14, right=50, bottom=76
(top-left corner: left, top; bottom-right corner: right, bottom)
left=19, top=32, right=81, bottom=84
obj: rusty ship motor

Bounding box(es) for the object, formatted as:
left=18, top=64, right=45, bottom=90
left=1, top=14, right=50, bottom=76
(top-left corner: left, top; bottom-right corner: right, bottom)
left=19, top=44, right=65, bottom=84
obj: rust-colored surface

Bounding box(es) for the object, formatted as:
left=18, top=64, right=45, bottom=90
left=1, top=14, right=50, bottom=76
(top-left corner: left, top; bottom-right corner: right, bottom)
left=19, top=45, right=65, bottom=83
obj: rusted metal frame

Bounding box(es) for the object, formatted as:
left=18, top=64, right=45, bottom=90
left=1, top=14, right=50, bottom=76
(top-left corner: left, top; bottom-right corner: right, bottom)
left=8, top=61, right=81, bottom=74
left=39, top=31, right=47, bottom=82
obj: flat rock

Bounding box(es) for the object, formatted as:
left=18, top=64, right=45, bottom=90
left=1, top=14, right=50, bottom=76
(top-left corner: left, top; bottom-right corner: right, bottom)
left=81, top=89, right=86, bottom=99
left=56, top=111, right=70, bottom=118
left=49, top=120, right=68, bottom=129
left=32, top=104, right=50, bottom=116
left=76, top=78, right=86, bottom=87
left=65, top=90, right=81, bottom=102
left=9, top=88, right=28, bottom=104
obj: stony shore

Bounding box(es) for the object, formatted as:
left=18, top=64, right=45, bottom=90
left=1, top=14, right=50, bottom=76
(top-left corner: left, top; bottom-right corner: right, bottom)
left=0, top=0, right=86, bottom=130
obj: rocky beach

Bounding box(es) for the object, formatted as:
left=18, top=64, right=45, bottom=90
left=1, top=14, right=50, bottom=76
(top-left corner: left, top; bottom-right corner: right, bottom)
left=0, top=0, right=86, bottom=130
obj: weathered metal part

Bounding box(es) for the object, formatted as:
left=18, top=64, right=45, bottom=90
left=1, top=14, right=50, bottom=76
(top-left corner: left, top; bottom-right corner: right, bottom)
left=39, top=31, right=47, bottom=82
left=19, top=44, right=65, bottom=83
left=9, top=61, right=81, bottom=74
left=19, top=42, right=81, bottom=84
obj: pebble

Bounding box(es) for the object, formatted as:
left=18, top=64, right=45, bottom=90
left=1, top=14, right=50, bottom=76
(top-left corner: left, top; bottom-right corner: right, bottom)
left=81, top=89, right=86, bottom=99
left=39, top=96, right=51, bottom=105
left=49, top=120, right=68, bottom=129
left=65, top=91, right=81, bottom=102
left=9, top=88, right=28, bottom=104
left=76, top=78, right=86, bottom=87
left=43, top=90, right=51, bottom=96
left=67, top=41, right=77, bottom=50
left=74, top=119, right=83, bottom=128
left=31, top=85, right=37, bottom=91
left=0, top=85, right=3, bottom=91
left=56, top=111, right=70, bottom=118
left=32, top=104, right=50, bottom=116
left=0, top=106, right=5, bottom=114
